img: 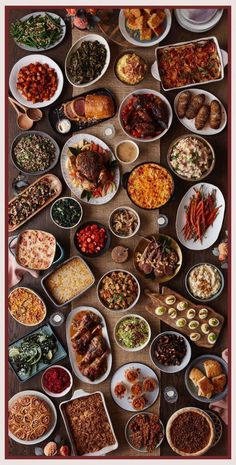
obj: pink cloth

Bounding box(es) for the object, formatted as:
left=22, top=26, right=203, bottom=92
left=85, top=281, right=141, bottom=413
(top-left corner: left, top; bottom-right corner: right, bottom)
left=8, top=237, right=39, bottom=288
left=209, top=349, right=229, bottom=425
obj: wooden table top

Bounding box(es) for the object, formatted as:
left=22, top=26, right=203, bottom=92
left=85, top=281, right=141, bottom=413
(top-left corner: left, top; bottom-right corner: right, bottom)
left=7, top=7, right=229, bottom=458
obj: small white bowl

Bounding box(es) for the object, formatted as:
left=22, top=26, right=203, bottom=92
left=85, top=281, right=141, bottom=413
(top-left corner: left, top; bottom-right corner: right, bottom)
left=114, top=313, right=151, bottom=352
left=41, top=365, right=73, bottom=398
left=50, top=196, right=83, bottom=230
left=97, top=269, right=141, bottom=313
left=115, top=140, right=139, bottom=165
left=65, top=33, right=110, bottom=88
left=108, top=205, right=140, bottom=239
left=150, top=331, right=192, bottom=373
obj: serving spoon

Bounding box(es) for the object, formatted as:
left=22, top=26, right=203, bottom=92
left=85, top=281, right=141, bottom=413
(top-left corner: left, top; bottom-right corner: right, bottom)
left=8, top=97, right=33, bottom=131
left=8, top=96, right=43, bottom=124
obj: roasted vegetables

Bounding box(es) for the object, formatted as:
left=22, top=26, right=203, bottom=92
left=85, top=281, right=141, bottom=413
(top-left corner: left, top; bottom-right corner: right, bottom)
left=210, top=100, right=222, bottom=129
left=16, top=62, right=58, bottom=103
left=186, top=94, right=205, bottom=119
left=67, top=40, right=107, bottom=85
left=182, top=187, right=221, bottom=242
left=10, top=13, right=64, bottom=49
left=176, top=91, right=191, bottom=118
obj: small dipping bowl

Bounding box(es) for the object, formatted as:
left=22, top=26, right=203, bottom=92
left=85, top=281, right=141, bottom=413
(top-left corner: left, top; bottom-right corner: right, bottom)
left=115, top=140, right=139, bottom=165
left=57, top=118, right=71, bottom=134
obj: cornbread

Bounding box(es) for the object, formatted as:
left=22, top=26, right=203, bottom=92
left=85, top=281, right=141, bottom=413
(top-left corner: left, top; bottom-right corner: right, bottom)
left=127, top=163, right=174, bottom=209
left=44, top=257, right=94, bottom=305
left=8, top=287, right=46, bottom=326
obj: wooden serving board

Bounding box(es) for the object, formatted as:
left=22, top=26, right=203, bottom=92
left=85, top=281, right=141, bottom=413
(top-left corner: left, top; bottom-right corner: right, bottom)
left=145, top=286, right=224, bottom=348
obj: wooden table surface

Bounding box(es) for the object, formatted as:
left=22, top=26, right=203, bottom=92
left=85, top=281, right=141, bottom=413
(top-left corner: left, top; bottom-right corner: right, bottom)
left=7, top=7, right=229, bottom=458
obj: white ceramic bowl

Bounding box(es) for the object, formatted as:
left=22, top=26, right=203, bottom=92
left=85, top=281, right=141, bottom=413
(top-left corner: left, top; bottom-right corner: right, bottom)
left=8, top=390, right=57, bottom=445
left=41, top=365, right=73, bottom=398
left=185, top=262, right=224, bottom=302
left=65, top=33, right=110, bottom=88
left=118, top=89, right=173, bottom=142
left=50, top=196, right=83, bottom=230
left=108, top=205, right=140, bottom=239
left=150, top=331, right=192, bottom=373
left=97, top=269, right=141, bottom=312
left=114, top=313, right=151, bottom=352
left=9, top=54, right=64, bottom=108
left=115, top=139, right=139, bottom=164
left=125, top=413, right=165, bottom=451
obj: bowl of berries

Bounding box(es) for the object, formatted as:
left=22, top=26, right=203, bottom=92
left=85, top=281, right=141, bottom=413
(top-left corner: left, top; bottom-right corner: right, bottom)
left=41, top=365, right=73, bottom=398
left=74, top=221, right=111, bottom=258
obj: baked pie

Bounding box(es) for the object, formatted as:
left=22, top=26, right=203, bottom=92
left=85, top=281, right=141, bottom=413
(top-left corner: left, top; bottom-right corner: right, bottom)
left=8, top=395, right=52, bottom=441
left=166, top=407, right=215, bottom=456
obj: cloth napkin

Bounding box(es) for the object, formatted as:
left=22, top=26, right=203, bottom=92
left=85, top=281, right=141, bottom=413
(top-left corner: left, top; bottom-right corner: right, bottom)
left=209, top=348, right=228, bottom=425
left=8, top=237, right=39, bottom=288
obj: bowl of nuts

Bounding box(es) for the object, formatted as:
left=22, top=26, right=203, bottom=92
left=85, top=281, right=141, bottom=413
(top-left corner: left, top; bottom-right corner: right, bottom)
left=150, top=331, right=191, bottom=373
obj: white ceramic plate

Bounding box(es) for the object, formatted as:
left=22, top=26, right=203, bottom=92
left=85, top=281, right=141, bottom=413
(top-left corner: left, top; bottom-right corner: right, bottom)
left=175, top=9, right=223, bottom=33
left=174, top=88, right=227, bottom=135
left=8, top=390, right=57, bottom=445
left=119, top=9, right=172, bottom=47
left=60, top=133, right=120, bottom=205
left=66, top=306, right=112, bottom=385
left=13, top=12, right=66, bottom=51
left=118, top=89, right=173, bottom=142
left=65, top=33, right=110, bottom=88
left=150, top=331, right=192, bottom=374
left=9, top=54, right=64, bottom=108
left=59, top=389, right=118, bottom=456
left=176, top=182, right=225, bottom=251
left=111, top=362, right=159, bottom=412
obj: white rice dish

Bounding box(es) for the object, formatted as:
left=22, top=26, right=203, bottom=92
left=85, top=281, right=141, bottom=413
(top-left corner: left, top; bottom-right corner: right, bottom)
left=169, top=137, right=212, bottom=180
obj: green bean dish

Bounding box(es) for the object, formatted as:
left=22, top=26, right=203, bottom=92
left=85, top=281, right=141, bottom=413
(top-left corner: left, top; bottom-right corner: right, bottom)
left=10, top=13, right=65, bottom=49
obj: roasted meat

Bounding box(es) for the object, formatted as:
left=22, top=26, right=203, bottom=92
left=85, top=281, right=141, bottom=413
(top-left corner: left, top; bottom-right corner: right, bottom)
left=79, top=335, right=106, bottom=366
left=79, top=351, right=109, bottom=381
left=71, top=324, right=102, bottom=354
left=71, top=313, right=100, bottom=341
left=137, top=237, right=179, bottom=278
left=74, top=150, right=111, bottom=190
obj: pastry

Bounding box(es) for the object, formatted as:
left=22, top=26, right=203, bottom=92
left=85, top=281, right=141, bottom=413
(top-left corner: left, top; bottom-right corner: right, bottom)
left=197, top=376, right=214, bottom=399
left=204, top=360, right=222, bottom=378
left=211, top=374, right=227, bottom=393
left=8, top=395, right=52, bottom=441
left=189, top=368, right=205, bottom=386
left=166, top=407, right=215, bottom=456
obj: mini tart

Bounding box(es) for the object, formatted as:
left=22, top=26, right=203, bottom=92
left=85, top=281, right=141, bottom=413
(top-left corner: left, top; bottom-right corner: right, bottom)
left=165, top=295, right=176, bottom=305
left=187, top=309, right=196, bottom=320
left=168, top=308, right=177, bottom=319
left=177, top=301, right=188, bottom=311
left=166, top=407, right=215, bottom=456
left=155, top=306, right=166, bottom=316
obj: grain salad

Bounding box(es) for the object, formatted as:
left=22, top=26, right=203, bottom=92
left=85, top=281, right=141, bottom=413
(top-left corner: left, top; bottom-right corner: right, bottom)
left=169, top=137, right=213, bottom=180
left=14, top=134, right=56, bottom=173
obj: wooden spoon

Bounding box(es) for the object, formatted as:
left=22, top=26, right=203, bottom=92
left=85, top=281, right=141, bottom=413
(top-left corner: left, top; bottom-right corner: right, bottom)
left=8, top=98, right=33, bottom=130
left=8, top=96, right=43, bottom=122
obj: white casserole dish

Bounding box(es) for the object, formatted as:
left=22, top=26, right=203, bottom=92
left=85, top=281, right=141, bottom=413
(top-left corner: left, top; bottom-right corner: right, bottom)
left=59, top=389, right=118, bottom=456
left=151, top=36, right=228, bottom=91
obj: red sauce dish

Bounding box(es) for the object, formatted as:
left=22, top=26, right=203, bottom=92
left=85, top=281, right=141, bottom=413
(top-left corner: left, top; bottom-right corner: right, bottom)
left=42, top=365, right=73, bottom=398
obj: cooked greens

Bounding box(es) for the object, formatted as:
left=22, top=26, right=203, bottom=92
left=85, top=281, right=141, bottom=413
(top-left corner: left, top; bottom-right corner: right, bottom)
left=51, top=198, right=82, bottom=228
left=10, top=13, right=64, bottom=49
left=67, top=40, right=107, bottom=85
left=9, top=331, right=58, bottom=379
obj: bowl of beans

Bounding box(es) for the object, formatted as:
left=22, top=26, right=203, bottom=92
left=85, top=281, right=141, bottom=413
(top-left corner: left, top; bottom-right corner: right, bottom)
left=41, top=365, right=73, bottom=398
left=74, top=221, right=111, bottom=258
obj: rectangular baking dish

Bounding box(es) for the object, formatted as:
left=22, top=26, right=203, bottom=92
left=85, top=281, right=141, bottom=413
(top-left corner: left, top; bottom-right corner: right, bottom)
left=151, top=36, right=228, bottom=91
left=59, top=389, right=118, bottom=456
left=41, top=255, right=95, bottom=308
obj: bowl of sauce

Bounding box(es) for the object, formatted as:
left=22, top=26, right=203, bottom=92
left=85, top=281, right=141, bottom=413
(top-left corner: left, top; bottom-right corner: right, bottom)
left=115, top=140, right=139, bottom=164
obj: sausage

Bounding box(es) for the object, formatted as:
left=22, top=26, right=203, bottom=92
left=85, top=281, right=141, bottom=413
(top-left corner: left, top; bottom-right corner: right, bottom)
left=210, top=100, right=222, bottom=129
left=176, top=91, right=191, bottom=118
left=185, top=94, right=205, bottom=119
left=195, top=104, right=210, bottom=130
